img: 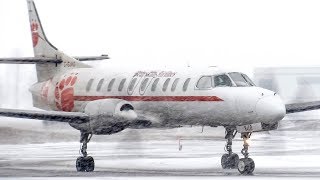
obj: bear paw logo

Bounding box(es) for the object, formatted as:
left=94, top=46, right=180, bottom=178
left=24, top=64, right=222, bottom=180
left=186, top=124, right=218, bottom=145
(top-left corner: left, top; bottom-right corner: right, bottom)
left=55, top=74, right=78, bottom=112
left=41, top=79, right=52, bottom=103
left=30, top=19, right=39, bottom=47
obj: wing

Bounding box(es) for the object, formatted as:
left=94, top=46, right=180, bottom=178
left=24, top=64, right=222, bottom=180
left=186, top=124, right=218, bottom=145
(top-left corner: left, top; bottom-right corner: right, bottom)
left=0, top=108, right=89, bottom=124
left=0, top=108, right=156, bottom=128
left=286, top=101, right=320, bottom=114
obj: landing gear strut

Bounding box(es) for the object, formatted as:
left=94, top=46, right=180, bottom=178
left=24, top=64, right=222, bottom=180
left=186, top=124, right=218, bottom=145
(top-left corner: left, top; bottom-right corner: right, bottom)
left=221, top=127, right=239, bottom=169
left=76, top=132, right=95, bottom=172
left=237, top=132, right=255, bottom=174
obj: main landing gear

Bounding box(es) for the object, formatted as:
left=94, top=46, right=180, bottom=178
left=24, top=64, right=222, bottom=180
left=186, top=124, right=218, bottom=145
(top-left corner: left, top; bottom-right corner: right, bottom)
left=221, top=128, right=239, bottom=169
left=76, top=132, right=95, bottom=172
left=221, top=129, right=255, bottom=174
left=237, top=132, right=255, bottom=174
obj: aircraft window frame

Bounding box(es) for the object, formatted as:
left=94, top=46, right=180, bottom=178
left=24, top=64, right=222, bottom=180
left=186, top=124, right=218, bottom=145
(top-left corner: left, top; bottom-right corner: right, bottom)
left=140, top=78, right=149, bottom=92
left=128, top=78, right=138, bottom=92
left=151, top=78, right=160, bottom=92
left=118, top=78, right=126, bottom=91
left=96, top=78, right=104, bottom=91
left=213, top=74, right=233, bottom=87
left=242, top=74, right=255, bottom=86
left=228, top=72, right=251, bottom=87
left=196, top=76, right=212, bottom=89
left=86, top=78, right=94, bottom=92
left=183, top=78, right=191, bottom=91
left=171, top=78, right=180, bottom=92
left=163, top=78, right=171, bottom=91
left=107, top=78, right=115, bottom=91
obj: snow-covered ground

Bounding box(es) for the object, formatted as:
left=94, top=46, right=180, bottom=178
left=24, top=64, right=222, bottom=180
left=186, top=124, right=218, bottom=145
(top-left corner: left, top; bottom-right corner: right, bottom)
left=0, top=120, right=320, bottom=179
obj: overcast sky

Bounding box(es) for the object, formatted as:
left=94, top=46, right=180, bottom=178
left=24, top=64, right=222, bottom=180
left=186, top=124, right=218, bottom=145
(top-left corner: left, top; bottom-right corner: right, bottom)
left=1, top=0, right=320, bottom=77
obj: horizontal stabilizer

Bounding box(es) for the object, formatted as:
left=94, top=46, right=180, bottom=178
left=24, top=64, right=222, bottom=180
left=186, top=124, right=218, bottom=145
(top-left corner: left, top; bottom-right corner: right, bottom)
left=0, top=55, right=109, bottom=64
left=74, top=55, right=109, bottom=61
left=0, top=57, right=62, bottom=64
left=0, top=108, right=89, bottom=124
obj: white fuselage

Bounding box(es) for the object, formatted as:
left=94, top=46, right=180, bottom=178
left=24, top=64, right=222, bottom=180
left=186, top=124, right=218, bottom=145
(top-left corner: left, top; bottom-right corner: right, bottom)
left=30, top=66, right=286, bottom=127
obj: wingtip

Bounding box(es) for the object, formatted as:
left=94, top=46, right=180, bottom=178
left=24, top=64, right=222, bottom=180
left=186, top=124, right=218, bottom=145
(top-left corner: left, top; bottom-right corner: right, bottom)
left=101, top=54, right=110, bottom=59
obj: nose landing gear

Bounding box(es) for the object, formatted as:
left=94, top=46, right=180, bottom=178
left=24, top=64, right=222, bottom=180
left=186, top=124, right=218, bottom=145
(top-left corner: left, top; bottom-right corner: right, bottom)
left=76, top=132, right=95, bottom=172
left=221, top=129, right=255, bottom=174
left=221, top=128, right=239, bottom=169
left=237, top=132, right=255, bottom=174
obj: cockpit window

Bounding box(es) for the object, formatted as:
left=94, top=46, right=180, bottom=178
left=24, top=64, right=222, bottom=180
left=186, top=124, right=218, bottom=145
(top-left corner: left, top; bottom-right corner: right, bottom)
left=228, top=72, right=254, bottom=87
left=242, top=74, right=255, bottom=86
left=196, top=76, right=212, bottom=89
left=213, top=74, right=233, bottom=87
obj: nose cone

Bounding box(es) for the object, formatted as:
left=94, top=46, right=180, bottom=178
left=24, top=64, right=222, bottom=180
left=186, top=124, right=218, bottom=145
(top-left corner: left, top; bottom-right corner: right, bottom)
left=255, top=94, right=286, bottom=123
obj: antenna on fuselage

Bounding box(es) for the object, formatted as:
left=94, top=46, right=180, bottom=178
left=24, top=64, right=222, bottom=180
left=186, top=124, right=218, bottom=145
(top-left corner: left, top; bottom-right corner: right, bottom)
left=187, top=60, right=191, bottom=67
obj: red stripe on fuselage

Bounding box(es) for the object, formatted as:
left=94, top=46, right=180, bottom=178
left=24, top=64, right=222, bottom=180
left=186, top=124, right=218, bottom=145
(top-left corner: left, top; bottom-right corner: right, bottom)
left=74, top=96, right=223, bottom=102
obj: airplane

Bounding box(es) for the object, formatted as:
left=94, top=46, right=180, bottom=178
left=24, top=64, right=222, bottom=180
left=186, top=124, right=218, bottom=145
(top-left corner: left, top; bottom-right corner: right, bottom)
left=0, top=0, right=319, bottom=174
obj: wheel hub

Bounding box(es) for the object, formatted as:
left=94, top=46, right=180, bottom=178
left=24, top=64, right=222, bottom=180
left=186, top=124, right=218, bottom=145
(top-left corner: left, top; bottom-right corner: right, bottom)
left=238, top=160, right=245, bottom=171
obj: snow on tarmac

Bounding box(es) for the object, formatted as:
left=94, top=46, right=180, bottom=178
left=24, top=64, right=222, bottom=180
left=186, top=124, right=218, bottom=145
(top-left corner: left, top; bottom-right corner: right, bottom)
left=1, top=120, right=320, bottom=179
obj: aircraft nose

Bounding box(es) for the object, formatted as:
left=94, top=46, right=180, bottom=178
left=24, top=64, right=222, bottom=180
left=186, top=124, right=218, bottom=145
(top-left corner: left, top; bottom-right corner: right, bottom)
left=255, top=94, right=286, bottom=123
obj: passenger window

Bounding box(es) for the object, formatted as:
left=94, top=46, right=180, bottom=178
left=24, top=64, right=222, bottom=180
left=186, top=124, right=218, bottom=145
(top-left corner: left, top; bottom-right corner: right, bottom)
left=228, top=72, right=250, bottom=87
left=128, top=78, right=137, bottom=91
left=183, top=78, right=191, bottom=91
left=86, top=79, right=94, bottom=91
left=171, top=78, right=180, bottom=91
left=196, top=76, right=212, bottom=89
left=163, top=78, right=171, bottom=91
left=213, top=74, right=232, bottom=87
left=107, top=78, right=115, bottom=91
left=96, top=79, right=104, bottom=91
left=151, top=78, right=160, bottom=91
left=140, top=78, right=149, bottom=91
left=118, top=78, right=126, bottom=91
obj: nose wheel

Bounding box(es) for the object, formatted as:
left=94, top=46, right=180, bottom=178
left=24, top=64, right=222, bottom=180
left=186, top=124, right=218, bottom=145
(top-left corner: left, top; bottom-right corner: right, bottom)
left=221, top=128, right=239, bottom=169
left=221, top=153, right=239, bottom=169
left=76, top=156, right=95, bottom=172
left=237, top=132, right=255, bottom=174
left=238, top=158, right=255, bottom=174
left=76, top=132, right=95, bottom=172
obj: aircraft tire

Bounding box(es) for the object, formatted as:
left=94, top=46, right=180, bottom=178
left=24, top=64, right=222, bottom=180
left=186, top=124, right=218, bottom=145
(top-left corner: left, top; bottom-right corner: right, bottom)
left=76, top=156, right=95, bottom=172
left=237, top=158, right=255, bottom=174
left=221, top=153, right=239, bottom=169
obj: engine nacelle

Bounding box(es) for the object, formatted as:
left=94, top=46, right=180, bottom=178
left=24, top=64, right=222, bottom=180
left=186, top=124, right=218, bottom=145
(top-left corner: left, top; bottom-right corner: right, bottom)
left=69, top=99, right=137, bottom=135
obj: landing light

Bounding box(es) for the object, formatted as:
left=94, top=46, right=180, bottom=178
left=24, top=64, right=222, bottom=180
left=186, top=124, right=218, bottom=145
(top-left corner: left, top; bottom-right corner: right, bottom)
left=244, top=138, right=251, bottom=146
